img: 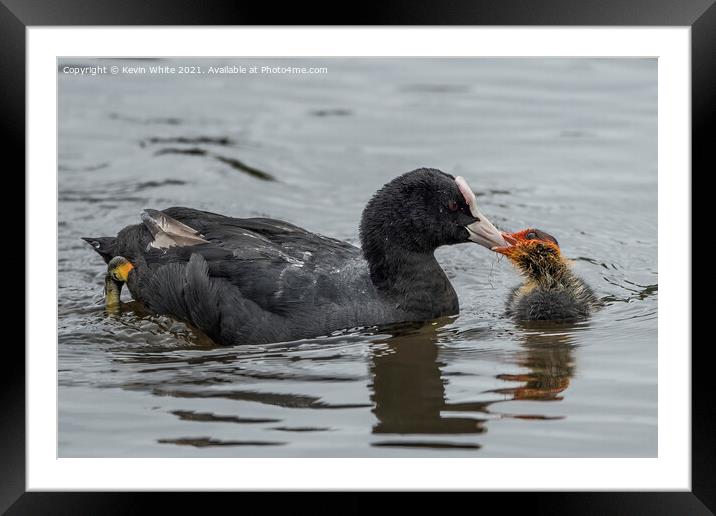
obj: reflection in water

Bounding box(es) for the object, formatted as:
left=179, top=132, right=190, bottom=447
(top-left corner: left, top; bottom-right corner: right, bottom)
left=492, top=322, right=577, bottom=403
left=369, top=319, right=578, bottom=449
left=157, top=437, right=285, bottom=447
left=76, top=303, right=581, bottom=452
left=171, top=410, right=279, bottom=424
left=370, top=319, right=488, bottom=438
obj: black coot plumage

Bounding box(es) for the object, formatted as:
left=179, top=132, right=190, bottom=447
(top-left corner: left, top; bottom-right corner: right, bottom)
left=493, top=228, right=600, bottom=321
left=84, top=168, right=508, bottom=345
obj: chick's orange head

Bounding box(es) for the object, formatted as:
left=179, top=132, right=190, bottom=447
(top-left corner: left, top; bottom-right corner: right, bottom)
left=493, top=228, right=561, bottom=261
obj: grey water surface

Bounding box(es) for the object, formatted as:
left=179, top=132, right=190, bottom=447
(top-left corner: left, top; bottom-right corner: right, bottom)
left=58, top=58, right=657, bottom=457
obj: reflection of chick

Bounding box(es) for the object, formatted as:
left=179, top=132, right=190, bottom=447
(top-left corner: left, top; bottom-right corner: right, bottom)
left=496, top=324, right=577, bottom=402
left=494, top=229, right=599, bottom=321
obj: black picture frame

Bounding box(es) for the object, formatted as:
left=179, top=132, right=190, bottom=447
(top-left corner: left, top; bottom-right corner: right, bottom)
left=3, top=0, right=708, bottom=513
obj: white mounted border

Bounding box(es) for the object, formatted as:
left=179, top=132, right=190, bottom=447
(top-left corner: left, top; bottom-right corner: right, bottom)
left=27, top=27, right=690, bottom=490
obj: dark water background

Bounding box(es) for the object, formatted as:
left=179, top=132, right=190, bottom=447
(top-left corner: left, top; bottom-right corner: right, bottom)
left=58, top=58, right=657, bottom=457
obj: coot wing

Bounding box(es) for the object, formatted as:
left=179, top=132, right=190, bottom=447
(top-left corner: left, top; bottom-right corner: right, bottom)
left=134, top=208, right=364, bottom=323
left=160, top=206, right=358, bottom=260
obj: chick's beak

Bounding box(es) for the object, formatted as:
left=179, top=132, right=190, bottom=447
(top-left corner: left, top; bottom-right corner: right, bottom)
left=492, top=231, right=520, bottom=255
left=502, top=232, right=519, bottom=245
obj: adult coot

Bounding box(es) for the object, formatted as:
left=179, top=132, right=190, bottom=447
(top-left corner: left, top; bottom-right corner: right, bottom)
left=493, top=228, right=599, bottom=321
left=84, top=168, right=508, bottom=345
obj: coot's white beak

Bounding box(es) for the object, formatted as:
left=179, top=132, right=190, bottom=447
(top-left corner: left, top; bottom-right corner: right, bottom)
left=455, top=176, right=508, bottom=250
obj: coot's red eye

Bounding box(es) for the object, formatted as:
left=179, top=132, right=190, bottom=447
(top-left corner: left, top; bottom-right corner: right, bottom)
left=447, top=200, right=459, bottom=212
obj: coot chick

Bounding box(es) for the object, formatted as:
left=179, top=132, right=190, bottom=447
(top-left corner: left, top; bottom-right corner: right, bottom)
left=494, top=228, right=599, bottom=321
left=85, top=168, right=508, bottom=345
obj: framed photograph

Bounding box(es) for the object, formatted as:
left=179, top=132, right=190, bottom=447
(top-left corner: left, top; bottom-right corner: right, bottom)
left=6, top=0, right=708, bottom=512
